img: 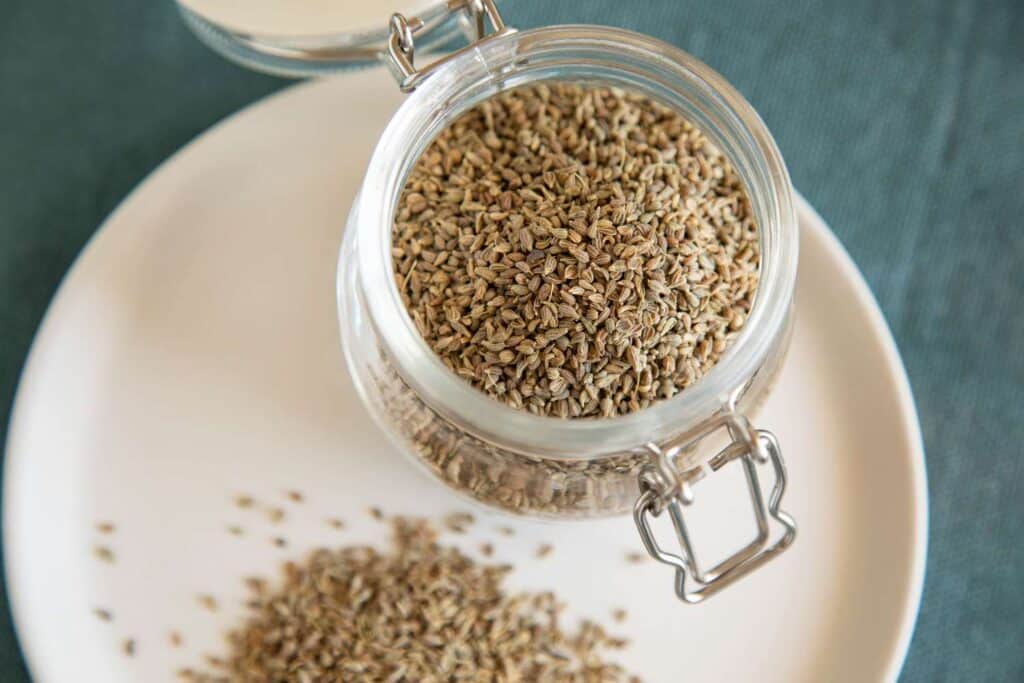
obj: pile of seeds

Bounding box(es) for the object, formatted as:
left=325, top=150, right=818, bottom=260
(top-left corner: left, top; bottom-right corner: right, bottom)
left=183, top=517, right=637, bottom=682
left=393, top=82, right=759, bottom=418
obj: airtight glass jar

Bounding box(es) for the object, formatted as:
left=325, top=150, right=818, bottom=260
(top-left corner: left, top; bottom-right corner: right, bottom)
left=182, top=0, right=799, bottom=603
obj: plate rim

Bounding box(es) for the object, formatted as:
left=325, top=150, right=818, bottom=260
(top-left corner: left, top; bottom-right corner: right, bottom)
left=793, top=194, right=928, bottom=683
left=2, top=78, right=928, bottom=682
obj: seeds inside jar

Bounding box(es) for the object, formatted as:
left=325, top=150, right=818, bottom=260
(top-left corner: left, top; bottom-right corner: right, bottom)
left=393, top=83, right=759, bottom=418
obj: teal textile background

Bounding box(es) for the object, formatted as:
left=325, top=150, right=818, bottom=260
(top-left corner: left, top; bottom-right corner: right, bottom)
left=1, top=0, right=1021, bottom=680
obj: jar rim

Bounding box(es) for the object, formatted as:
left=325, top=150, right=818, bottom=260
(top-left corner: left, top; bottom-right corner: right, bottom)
left=347, top=24, right=798, bottom=460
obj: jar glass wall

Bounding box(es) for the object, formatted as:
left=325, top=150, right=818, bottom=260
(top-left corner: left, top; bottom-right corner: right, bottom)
left=338, top=25, right=798, bottom=517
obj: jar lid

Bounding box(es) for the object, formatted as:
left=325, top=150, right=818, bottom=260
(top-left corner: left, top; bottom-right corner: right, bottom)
left=176, top=0, right=486, bottom=78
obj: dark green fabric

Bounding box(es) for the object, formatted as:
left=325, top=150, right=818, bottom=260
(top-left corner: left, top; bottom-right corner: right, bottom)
left=1, top=0, right=1021, bottom=680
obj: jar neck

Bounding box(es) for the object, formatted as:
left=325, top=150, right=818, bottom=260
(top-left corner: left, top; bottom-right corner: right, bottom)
left=350, top=25, right=797, bottom=460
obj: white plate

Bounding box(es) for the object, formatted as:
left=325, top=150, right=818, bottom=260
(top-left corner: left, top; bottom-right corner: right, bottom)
left=3, top=70, right=927, bottom=683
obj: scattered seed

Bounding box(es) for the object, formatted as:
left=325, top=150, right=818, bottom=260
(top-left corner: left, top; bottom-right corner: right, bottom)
left=368, top=507, right=384, bottom=521
left=93, top=608, right=113, bottom=622
left=122, top=639, right=135, bottom=657
left=244, top=577, right=267, bottom=595
left=443, top=511, right=475, bottom=533
left=227, top=525, right=243, bottom=536
left=235, top=495, right=254, bottom=509
left=625, top=552, right=648, bottom=564
left=96, top=522, right=115, bottom=534
left=480, top=542, right=494, bottom=557
left=93, top=545, right=115, bottom=564
left=536, top=543, right=554, bottom=559
left=286, top=490, right=304, bottom=503
left=169, top=631, right=184, bottom=648
left=266, top=508, right=285, bottom=524
left=197, top=595, right=218, bottom=612
left=326, top=518, right=345, bottom=530
left=272, top=537, right=287, bottom=548
left=497, top=526, right=516, bottom=536
left=204, top=655, right=226, bottom=669
left=612, top=608, right=628, bottom=622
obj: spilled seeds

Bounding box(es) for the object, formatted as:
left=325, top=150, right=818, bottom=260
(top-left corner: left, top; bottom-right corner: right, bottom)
left=182, top=517, right=637, bottom=682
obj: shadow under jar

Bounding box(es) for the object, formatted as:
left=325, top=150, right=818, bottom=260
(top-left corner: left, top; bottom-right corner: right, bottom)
left=183, top=0, right=800, bottom=603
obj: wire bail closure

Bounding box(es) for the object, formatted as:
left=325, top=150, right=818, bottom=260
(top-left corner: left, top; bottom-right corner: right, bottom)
left=386, top=0, right=513, bottom=92
left=633, top=411, right=797, bottom=603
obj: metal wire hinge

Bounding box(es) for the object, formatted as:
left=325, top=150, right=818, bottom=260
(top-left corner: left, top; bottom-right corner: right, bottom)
left=386, top=0, right=514, bottom=92
left=632, top=411, right=797, bottom=603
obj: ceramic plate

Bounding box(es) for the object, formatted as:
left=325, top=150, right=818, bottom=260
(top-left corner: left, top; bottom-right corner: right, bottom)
left=3, top=70, right=926, bottom=682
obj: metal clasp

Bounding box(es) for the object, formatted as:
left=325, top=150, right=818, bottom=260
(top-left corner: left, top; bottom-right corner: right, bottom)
left=633, top=411, right=797, bottom=603
left=386, top=0, right=514, bottom=92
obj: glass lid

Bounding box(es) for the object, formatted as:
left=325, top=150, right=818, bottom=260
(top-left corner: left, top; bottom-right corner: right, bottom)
left=176, top=0, right=482, bottom=77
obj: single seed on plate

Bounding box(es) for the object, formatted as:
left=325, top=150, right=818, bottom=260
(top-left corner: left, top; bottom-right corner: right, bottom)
left=612, top=608, right=628, bottom=622
left=197, top=594, right=218, bottom=612
left=93, top=608, right=112, bottom=622
left=227, top=525, right=243, bottom=536
left=497, top=526, right=516, bottom=536
left=287, top=490, right=304, bottom=503
left=169, top=631, right=184, bottom=647
left=625, top=552, right=647, bottom=564
left=368, top=506, right=384, bottom=520
left=272, top=537, right=287, bottom=548
left=326, top=517, right=345, bottom=530
left=266, top=507, right=286, bottom=524
left=234, top=495, right=254, bottom=509
left=244, top=577, right=267, bottom=595
left=443, top=511, right=475, bottom=533
left=536, top=543, right=554, bottom=559
left=94, top=545, right=115, bottom=563
left=96, top=522, right=115, bottom=534
left=205, top=655, right=226, bottom=669
left=122, top=639, right=135, bottom=657
left=480, top=542, right=494, bottom=557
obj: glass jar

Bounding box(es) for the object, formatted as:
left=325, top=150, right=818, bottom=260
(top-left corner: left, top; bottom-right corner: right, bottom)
left=183, top=0, right=799, bottom=603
